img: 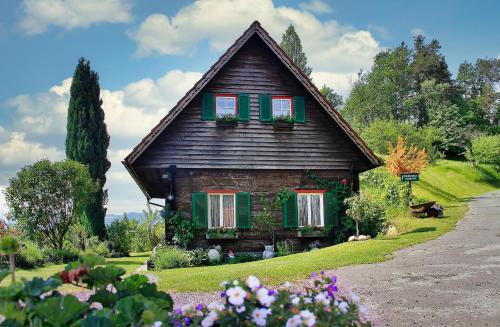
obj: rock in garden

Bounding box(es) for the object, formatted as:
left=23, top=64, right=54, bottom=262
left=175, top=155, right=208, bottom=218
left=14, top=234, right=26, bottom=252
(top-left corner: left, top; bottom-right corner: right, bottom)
left=208, top=248, right=221, bottom=263
left=358, top=235, right=369, bottom=241
left=348, top=236, right=357, bottom=242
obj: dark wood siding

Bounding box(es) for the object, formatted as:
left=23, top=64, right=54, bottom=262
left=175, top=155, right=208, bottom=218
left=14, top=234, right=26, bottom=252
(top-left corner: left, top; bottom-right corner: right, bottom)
left=133, top=35, right=372, bottom=174
left=173, top=169, right=351, bottom=252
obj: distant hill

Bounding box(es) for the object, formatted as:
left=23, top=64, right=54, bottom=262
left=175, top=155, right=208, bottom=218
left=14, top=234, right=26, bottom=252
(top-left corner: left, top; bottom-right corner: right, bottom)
left=105, top=212, right=144, bottom=225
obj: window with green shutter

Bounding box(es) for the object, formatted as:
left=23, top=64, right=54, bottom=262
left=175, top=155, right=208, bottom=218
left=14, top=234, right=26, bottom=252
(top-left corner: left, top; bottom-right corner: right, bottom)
left=201, top=93, right=215, bottom=121
left=236, top=192, right=251, bottom=228
left=294, top=96, right=305, bottom=123
left=192, top=192, right=208, bottom=229
left=324, top=191, right=339, bottom=227
left=237, top=94, right=250, bottom=122
left=259, top=94, right=272, bottom=122
left=283, top=192, right=298, bottom=228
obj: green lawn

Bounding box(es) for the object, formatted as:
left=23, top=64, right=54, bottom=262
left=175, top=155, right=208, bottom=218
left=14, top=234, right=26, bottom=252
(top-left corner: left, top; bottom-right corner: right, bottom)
left=5, top=160, right=499, bottom=293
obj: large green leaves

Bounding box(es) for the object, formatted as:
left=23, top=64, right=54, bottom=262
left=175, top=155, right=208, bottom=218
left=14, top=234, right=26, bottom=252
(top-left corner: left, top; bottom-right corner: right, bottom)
left=84, top=265, right=125, bottom=288
left=23, top=277, right=61, bottom=297
left=34, top=295, right=88, bottom=327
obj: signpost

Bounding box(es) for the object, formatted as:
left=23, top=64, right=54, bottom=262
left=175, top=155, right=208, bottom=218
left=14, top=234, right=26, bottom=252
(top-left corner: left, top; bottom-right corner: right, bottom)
left=400, top=173, right=420, bottom=203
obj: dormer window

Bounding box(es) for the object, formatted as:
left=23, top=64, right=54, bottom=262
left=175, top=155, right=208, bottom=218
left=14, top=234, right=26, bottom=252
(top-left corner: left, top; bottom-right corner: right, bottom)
left=215, top=94, right=237, bottom=117
left=272, top=96, right=293, bottom=117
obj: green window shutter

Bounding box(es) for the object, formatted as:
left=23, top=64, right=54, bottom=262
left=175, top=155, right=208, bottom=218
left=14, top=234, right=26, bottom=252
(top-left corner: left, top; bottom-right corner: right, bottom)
left=294, top=96, right=305, bottom=123
left=192, top=192, right=208, bottom=229
left=324, top=191, right=339, bottom=227
left=236, top=192, right=251, bottom=229
left=283, top=192, right=298, bottom=228
left=259, top=94, right=272, bottom=122
left=201, top=93, right=215, bottom=121
left=238, top=94, right=250, bottom=122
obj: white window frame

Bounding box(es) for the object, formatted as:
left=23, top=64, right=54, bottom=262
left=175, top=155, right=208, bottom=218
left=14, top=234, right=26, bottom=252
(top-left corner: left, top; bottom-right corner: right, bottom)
left=297, top=192, right=324, bottom=227
left=207, top=193, right=236, bottom=228
left=272, top=97, right=292, bottom=117
left=215, top=95, right=237, bottom=118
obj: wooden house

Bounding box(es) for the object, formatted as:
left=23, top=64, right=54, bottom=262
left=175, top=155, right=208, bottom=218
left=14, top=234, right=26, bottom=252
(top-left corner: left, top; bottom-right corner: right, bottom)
left=123, top=21, right=382, bottom=252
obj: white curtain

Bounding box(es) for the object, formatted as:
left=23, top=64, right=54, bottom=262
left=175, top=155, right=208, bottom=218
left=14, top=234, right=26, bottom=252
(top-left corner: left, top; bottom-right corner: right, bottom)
left=310, top=195, right=322, bottom=226
left=209, top=195, right=220, bottom=227
left=298, top=194, right=308, bottom=226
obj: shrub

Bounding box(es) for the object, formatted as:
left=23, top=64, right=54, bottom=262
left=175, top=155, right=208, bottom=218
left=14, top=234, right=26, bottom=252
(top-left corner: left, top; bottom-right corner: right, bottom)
left=187, top=248, right=208, bottom=266
left=43, top=247, right=79, bottom=264
left=386, top=136, right=428, bottom=177
left=226, top=253, right=260, bottom=264
left=84, top=236, right=110, bottom=257
left=466, top=134, right=500, bottom=166
left=151, top=246, right=192, bottom=270
left=107, top=215, right=132, bottom=256
left=130, top=206, right=165, bottom=252
left=1, top=240, right=46, bottom=270
left=276, top=240, right=294, bottom=256
left=167, top=211, right=194, bottom=249
left=345, top=193, right=387, bottom=238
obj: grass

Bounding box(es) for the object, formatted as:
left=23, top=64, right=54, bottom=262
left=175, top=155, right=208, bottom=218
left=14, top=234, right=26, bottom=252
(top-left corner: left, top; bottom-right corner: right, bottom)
left=4, top=160, right=499, bottom=293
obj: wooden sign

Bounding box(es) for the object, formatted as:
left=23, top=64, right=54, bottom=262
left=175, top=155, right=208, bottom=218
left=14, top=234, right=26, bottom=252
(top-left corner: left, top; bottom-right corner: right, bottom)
left=400, top=173, right=419, bottom=181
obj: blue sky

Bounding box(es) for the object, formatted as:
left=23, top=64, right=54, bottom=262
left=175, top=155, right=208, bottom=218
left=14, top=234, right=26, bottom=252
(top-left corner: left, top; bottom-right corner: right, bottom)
left=0, top=0, right=498, bottom=215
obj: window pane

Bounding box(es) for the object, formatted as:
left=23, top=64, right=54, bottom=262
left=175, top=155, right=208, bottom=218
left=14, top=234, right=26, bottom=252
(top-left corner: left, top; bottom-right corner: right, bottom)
left=281, top=99, right=291, bottom=110
left=298, top=194, right=308, bottom=226
left=272, top=99, right=281, bottom=110
left=310, top=195, right=322, bottom=226
left=222, top=195, right=235, bottom=227
left=216, top=96, right=236, bottom=117
left=209, top=195, right=220, bottom=227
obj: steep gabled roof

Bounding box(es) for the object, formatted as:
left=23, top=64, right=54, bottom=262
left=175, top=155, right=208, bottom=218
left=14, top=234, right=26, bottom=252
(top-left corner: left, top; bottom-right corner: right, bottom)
left=124, top=21, right=382, bottom=168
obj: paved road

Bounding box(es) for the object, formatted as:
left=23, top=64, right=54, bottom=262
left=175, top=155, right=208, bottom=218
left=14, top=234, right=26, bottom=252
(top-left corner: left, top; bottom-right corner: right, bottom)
left=332, top=190, right=500, bottom=326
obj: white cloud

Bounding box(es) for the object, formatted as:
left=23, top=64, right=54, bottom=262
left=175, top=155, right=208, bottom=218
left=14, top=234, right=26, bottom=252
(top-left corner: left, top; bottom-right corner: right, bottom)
left=2, top=69, right=201, bottom=213
left=311, top=71, right=359, bottom=99
left=0, top=132, right=64, bottom=167
left=299, top=0, right=333, bottom=14
left=19, top=0, right=132, bottom=35
left=411, top=27, right=426, bottom=37
left=128, top=0, right=381, bottom=73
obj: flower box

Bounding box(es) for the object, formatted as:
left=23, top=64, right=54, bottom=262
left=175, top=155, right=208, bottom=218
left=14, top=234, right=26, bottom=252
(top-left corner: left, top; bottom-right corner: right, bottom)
left=216, top=120, right=238, bottom=128
left=206, top=232, right=239, bottom=240
left=272, top=120, right=294, bottom=130
left=297, top=230, right=328, bottom=238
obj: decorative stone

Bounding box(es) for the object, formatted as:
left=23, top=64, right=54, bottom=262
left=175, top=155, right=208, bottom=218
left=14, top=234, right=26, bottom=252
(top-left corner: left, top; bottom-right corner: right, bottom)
left=208, top=247, right=222, bottom=264
left=262, top=245, right=275, bottom=259
left=348, top=236, right=357, bottom=242
left=358, top=235, right=369, bottom=241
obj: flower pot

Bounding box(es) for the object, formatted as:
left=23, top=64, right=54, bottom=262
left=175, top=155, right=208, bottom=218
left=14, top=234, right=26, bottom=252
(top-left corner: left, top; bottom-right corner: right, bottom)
left=297, top=230, right=327, bottom=238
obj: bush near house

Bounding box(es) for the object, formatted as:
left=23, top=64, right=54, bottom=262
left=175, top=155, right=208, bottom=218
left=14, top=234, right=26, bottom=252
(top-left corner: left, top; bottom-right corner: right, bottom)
left=466, top=134, right=500, bottom=166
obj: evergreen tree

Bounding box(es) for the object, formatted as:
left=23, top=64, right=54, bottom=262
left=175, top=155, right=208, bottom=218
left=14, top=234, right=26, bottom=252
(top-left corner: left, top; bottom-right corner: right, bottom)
left=279, top=24, right=312, bottom=77
left=320, top=85, right=344, bottom=109
left=66, top=58, right=110, bottom=239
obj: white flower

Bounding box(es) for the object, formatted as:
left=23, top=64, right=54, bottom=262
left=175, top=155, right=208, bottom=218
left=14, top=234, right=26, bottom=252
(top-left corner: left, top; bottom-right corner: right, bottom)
left=338, top=301, right=349, bottom=314
left=226, top=286, right=247, bottom=306
left=181, top=304, right=194, bottom=314
left=304, top=296, right=312, bottom=304
left=236, top=306, right=246, bottom=313
left=285, top=315, right=302, bottom=327
left=246, top=275, right=261, bottom=289
left=232, top=280, right=239, bottom=286
left=300, top=310, right=317, bottom=327
left=359, top=304, right=367, bottom=315
left=256, top=288, right=276, bottom=307
left=251, top=308, right=270, bottom=327
left=207, top=302, right=225, bottom=311
left=201, top=316, right=215, bottom=327
left=350, top=292, right=361, bottom=305
left=283, top=281, right=292, bottom=288
left=314, top=292, right=331, bottom=305
left=291, top=296, right=300, bottom=305
left=90, top=302, right=103, bottom=310
left=153, top=322, right=162, bottom=327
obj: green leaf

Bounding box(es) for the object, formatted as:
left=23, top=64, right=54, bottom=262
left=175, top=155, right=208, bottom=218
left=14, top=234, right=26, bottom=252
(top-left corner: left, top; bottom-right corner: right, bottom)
left=89, top=290, right=117, bottom=308
left=114, top=294, right=146, bottom=324
left=0, top=301, right=25, bottom=325
left=115, top=274, right=148, bottom=294
left=23, top=277, right=61, bottom=297
left=78, top=254, right=105, bottom=268
left=0, top=282, right=24, bottom=300
left=34, top=295, right=88, bottom=327
left=79, top=316, right=111, bottom=327
left=0, top=270, right=11, bottom=283
left=84, top=265, right=125, bottom=288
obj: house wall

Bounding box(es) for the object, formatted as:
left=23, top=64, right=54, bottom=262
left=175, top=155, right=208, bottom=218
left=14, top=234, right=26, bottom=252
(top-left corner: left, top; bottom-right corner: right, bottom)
left=174, top=168, right=352, bottom=252
left=132, top=35, right=372, bottom=198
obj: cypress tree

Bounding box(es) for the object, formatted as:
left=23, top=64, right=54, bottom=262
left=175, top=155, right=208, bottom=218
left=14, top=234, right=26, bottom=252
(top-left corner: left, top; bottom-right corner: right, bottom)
left=279, top=24, right=312, bottom=77
left=66, top=58, right=110, bottom=239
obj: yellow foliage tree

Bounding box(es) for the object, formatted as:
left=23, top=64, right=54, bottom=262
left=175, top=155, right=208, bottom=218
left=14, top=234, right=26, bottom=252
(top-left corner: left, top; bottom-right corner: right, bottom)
left=386, top=136, right=428, bottom=176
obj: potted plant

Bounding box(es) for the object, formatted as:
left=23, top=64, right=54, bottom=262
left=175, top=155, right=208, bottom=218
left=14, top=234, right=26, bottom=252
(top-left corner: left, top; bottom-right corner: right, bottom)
left=297, top=225, right=331, bottom=238
left=206, top=227, right=238, bottom=239
left=216, top=114, right=238, bottom=128
left=272, top=115, right=294, bottom=129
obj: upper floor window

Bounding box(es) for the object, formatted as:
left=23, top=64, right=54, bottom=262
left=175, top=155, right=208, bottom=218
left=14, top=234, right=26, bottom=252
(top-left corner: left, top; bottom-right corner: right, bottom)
left=297, top=191, right=324, bottom=227
left=272, top=96, right=293, bottom=117
left=208, top=193, right=236, bottom=228
left=215, top=95, right=237, bottom=117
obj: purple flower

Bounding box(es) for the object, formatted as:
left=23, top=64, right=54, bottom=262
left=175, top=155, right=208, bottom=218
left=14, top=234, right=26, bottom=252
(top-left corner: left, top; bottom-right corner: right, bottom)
left=220, top=291, right=227, bottom=298
left=195, top=304, right=203, bottom=311
left=327, top=284, right=338, bottom=298
left=173, top=320, right=182, bottom=327
left=311, top=272, right=317, bottom=278
left=320, top=271, right=325, bottom=275
left=268, top=289, right=276, bottom=296
left=184, top=317, right=191, bottom=325
left=332, top=276, right=337, bottom=284
left=173, top=308, right=182, bottom=315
